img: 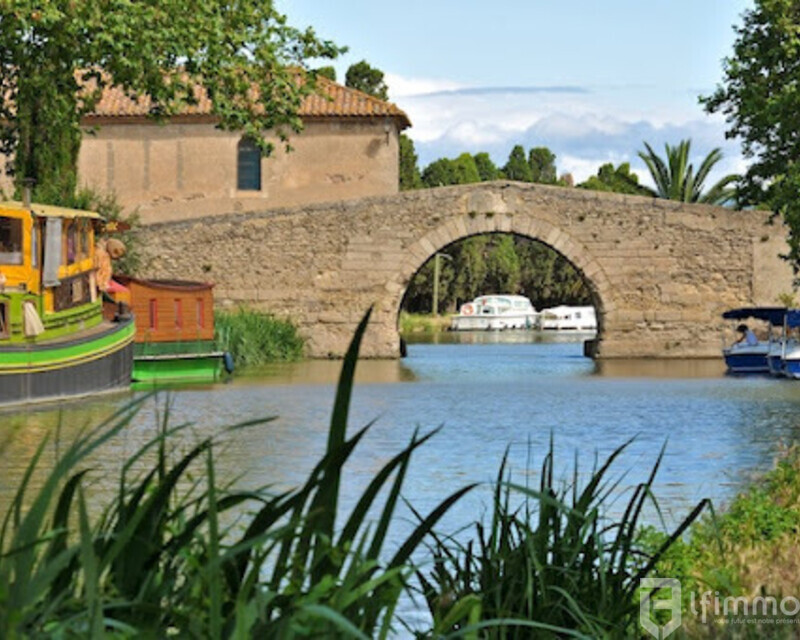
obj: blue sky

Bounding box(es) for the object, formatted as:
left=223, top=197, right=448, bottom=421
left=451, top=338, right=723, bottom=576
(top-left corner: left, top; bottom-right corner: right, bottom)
left=278, top=1, right=753, bottom=182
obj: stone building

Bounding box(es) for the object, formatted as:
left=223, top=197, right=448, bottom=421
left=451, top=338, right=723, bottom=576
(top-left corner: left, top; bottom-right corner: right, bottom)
left=3, top=77, right=411, bottom=224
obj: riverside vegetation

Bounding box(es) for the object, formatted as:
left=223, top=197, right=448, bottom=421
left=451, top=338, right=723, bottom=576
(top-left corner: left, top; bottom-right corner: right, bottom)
left=4, top=310, right=796, bottom=638
left=214, top=307, right=305, bottom=369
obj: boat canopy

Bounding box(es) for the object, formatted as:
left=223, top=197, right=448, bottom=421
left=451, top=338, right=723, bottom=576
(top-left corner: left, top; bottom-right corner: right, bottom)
left=722, top=307, right=788, bottom=326
left=0, top=201, right=102, bottom=220
left=786, top=310, right=800, bottom=328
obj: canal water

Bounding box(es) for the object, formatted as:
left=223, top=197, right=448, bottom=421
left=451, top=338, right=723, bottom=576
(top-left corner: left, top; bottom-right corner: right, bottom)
left=3, top=331, right=800, bottom=546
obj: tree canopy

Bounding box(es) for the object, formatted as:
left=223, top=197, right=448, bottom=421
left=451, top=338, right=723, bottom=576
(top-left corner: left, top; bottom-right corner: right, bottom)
left=578, top=162, right=650, bottom=196
left=702, top=0, right=800, bottom=266
left=0, top=2, right=342, bottom=201
left=637, top=140, right=737, bottom=205
left=344, top=60, right=389, bottom=100
left=399, top=134, right=422, bottom=191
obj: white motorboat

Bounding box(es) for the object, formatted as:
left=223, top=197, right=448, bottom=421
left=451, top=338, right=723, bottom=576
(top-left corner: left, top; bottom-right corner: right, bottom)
left=540, top=305, right=597, bottom=332
left=451, top=295, right=538, bottom=331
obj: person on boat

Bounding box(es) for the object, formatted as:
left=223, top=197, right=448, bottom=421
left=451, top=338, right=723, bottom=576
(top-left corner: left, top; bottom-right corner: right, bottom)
left=735, top=323, right=759, bottom=346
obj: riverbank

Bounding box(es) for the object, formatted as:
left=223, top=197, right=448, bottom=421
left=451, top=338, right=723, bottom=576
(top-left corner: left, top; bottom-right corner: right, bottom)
left=398, top=311, right=452, bottom=334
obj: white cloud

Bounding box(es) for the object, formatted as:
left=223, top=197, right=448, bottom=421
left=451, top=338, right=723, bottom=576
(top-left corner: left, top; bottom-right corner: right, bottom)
left=388, top=76, right=745, bottom=185
left=384, top=73, right=464, bottom=98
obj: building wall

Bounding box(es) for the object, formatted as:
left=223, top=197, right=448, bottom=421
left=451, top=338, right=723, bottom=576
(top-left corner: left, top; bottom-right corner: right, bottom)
left=135, top=181, right=796, bottom=359
left=77, top=118, right=400, bottom=224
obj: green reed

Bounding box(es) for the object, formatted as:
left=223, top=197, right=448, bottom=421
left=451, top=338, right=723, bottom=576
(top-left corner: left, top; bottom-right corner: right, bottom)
left=415, top=439, right=708, bottom=638
left=214, top=307, right=304, bottom=368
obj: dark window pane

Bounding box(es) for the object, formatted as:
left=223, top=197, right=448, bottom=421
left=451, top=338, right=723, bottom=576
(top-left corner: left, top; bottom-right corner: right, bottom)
left=237, top=138, right=262, bottom=190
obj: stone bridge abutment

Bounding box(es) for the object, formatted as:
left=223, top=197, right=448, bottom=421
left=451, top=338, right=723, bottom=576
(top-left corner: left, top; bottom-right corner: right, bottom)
left=137, top=181, right=793, bottom=359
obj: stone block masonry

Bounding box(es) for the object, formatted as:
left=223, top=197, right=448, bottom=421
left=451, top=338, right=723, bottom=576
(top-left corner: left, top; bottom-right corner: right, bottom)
left=137, top=181, right=794, bottom=359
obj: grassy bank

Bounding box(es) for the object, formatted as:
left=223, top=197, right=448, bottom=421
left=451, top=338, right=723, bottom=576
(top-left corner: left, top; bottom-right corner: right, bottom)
left=641, top=446, right=800, bottom=637
left=0, top=311, right=715, bottom=638
left=398, top=311, right=452, bottom=334
left=214, top=307, right=304, bottom=368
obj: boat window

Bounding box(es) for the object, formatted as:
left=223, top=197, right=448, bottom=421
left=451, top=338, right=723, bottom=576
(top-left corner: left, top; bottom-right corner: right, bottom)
left=31, top=222, right=38, bottom=268
left=66, top=222, right=77, bottom=264
left=80, top=221, right=90, bottom=257
left=174, top=298, right=183, bottom=329
left=237, top=137, right=262, bottom=191
left=196, top=297, right=205, bottom=328
left=0, top=218, right=23, bottom=265
left=149, top=299, right=158, bottom=330
left=0, top=302, right=7, bottom=338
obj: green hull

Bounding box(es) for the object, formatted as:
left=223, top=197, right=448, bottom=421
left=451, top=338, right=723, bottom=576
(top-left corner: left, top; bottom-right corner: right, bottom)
left=132, top=341, right=226, bottom=384
left=0, top=319, right=135, bottom=406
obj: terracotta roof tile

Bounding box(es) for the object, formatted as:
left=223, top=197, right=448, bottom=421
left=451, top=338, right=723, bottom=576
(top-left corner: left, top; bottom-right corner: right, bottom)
left=85, top=75, right=411, bottom=128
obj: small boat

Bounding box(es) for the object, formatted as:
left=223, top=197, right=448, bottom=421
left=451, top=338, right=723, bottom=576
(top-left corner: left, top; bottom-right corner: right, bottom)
left=771, top=309, right=800, bottom=378
left=451, top=295, right=538, bottom=331
left=0, top=200, right=134, bottom=406
left=111, top=275, right=232, bottom=384
left=721, top=307, right=785, bottom=374
left=540, top=305, right=597, bottom=332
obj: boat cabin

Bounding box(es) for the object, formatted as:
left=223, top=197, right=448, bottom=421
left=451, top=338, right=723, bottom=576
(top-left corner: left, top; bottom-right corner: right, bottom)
left=112, top=275, right=215, bottom=344
left=0, top=201, right=103, bottom=343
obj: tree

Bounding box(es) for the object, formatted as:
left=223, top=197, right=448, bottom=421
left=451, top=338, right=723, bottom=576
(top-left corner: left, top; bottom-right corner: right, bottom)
left=421, top=158, right=457, bottom=188
left=399, top=134, right=422, bottom=190
left=473, top=152, right=499, bottom=181
left=315, top=66, right=337, bottom=82
left=0, top=2, right=342, bottom=202
left=579, top=162, right=651, bottom=196
left=452, top=153, right=481, bottom=185
left=503, top=145, right=533, bottom=182
left=701, top=0, right=800, bottom=266
left=344, top=60, right=389, bottom=100
left=637, top=140, right=737, bottom=205
left=528, top=147, right=557, bottom=184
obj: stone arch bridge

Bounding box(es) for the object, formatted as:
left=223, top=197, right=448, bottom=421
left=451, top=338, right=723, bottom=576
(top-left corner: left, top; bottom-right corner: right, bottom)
left=138, top=181, right=793, bottom=359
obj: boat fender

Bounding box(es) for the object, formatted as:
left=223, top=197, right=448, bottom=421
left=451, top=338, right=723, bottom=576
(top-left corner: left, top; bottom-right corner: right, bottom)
left=462, top=303, right=474, bottom=315
left=223, top=351, right=235, bottom=374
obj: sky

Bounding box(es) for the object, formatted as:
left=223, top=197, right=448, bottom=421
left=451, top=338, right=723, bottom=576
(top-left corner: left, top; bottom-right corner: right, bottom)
left=277, top=1, right=754, bottom=184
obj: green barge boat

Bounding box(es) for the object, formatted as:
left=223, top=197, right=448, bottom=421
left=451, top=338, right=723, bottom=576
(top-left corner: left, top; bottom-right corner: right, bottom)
left=0, top=201, right=134, bottom=406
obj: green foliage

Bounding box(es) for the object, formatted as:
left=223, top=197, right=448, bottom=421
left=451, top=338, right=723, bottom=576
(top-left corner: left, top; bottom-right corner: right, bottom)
left=421, top=158, right=456, bottom=188
left=452, top=153, right=481, bottom=185
left=0, top=1, right=343, bottom=198
left=528, top=146, right=557, bottom=184
left=345, top=60, right=389, bottom=100
left=638, top=446, right=800, bottom=637
left=473, top=152, right=499, bottom=181
left=417, top=439, right=708, bottom=638
left=638, top=139, right=737, bottom=205
left=503, top=145, right=533, bottom=182
left=214, top=307, right=305, bottom=368
left=579, top=162, right=652, bottom=196
left=315, top=65, right=337, bottom=82
left=702, top=0, right=800, bottom=268
left=399, top=134, right=423, bottom=191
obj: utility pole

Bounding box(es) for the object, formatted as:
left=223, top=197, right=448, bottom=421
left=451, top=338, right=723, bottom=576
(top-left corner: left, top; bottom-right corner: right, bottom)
left=432, top=252, right=451, bottom=316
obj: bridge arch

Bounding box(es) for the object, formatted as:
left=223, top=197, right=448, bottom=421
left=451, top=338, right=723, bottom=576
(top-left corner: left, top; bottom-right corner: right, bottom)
left=389, top=212, right=614, bottom=340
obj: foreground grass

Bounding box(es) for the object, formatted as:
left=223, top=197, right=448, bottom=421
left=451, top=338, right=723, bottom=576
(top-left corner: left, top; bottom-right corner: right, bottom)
left=214, top=307, right=304, bottom=368
left=641, top=445, right=800, bottom=637
left=1, top=310, right=710, bottom=638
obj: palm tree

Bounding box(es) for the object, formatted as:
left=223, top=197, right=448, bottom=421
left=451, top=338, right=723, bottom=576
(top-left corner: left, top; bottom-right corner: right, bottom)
left=638, top=139, right=737, bottom=205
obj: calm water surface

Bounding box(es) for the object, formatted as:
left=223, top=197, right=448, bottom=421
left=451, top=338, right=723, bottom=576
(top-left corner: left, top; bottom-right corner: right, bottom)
left=3, top=331, right=800, bottom=537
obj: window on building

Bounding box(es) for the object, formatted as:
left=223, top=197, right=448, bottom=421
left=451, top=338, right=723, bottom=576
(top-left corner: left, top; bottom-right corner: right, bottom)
left=149, top=299, right=158, bottom=330
left=237, top=137, right=262, bottom=191
left=174, top=298, right=183, bottom=329
left=0, top=218, right=23, bottom=265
